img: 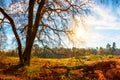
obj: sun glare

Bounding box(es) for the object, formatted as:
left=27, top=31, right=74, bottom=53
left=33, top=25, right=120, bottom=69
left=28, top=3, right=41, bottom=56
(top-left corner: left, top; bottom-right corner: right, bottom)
left=75, top=27, right=84, bottom=38
left=70, top=26, right=87, bottom=47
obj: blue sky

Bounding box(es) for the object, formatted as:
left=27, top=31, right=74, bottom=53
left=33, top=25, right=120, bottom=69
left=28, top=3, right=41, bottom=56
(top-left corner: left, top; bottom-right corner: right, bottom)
left=2, top=0, right=120, bottom=49
left=90, top=1, right=120, bottom=48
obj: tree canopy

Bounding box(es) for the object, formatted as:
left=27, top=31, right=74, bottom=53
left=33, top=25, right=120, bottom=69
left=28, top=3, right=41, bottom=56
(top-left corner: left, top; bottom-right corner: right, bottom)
left=0, top=0, right=92, bottom=66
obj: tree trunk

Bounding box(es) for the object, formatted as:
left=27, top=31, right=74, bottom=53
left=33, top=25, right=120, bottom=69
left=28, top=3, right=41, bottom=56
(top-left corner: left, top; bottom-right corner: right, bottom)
left=18, top=47, right=24, bottom=65
left=23, top=38, right=34, bottom=66
left=23, top=47, right=32, bottom=66
left=21, top=0, right=36, bottom=66
left=22, top=0, right=46, bottom=66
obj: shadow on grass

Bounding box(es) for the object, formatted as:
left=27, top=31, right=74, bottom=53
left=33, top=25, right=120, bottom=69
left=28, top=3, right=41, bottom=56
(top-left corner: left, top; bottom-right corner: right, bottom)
left=0, top=62, right=7, bottom=70
left=1, top=63, right=27, bottom=78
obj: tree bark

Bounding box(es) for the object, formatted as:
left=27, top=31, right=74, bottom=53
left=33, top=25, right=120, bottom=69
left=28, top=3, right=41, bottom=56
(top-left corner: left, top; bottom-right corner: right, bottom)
left=23, top=40, right=34, bottom=65
left=22, top=0, right=46, bottom=66
left=22, top=0, right=35, bottom=66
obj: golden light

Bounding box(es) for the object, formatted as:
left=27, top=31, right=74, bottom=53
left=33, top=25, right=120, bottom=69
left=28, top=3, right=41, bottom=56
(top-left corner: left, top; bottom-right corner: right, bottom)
left=68, top=16, right=88, bottom=47
left=75, top=27, right=84, bottom=38
left=69, top=26, right=87, bottom=48
left=69, top=26, right=86, bottom=44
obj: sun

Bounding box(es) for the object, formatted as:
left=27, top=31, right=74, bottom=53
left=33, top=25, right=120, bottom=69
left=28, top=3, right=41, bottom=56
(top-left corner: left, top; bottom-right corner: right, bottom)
left=75, top=27, right=84, bottom=38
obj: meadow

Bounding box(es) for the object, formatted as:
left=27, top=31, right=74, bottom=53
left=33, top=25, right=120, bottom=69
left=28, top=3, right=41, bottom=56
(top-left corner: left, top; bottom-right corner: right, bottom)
left=0, top=53, right=120, bottom=80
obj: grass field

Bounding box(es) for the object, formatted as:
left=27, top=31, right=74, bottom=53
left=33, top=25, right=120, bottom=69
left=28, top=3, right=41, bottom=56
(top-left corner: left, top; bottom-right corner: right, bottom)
left=0, top=54, right=120, bottom=80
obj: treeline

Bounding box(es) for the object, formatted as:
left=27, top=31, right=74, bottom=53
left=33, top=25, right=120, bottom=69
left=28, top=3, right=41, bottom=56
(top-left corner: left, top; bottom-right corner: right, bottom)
left=4, top=42, right=118, bottom=58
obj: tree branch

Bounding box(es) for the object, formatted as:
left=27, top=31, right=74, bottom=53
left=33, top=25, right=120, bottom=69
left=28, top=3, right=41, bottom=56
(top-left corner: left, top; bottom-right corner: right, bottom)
left=0, top=7, right=23, bottom=62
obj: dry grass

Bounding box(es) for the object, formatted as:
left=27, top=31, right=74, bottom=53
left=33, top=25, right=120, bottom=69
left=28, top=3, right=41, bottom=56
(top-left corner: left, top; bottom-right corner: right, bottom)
left=0, top=54, right=120, bottom=79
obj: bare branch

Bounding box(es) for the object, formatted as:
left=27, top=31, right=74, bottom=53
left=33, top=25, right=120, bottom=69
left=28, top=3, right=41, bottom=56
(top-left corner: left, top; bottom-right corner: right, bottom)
left=0, top=7, right=23, bottom=62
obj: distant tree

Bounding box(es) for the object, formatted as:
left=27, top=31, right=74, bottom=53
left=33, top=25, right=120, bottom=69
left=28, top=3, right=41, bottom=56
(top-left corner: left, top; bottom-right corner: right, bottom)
left=112, top=42, right=116, bottom=54
left=85, top=49, right=93, bottom=55
left=98, top=47, right=105, bottom=55
left=106, top=43, right=111, bottom=49
left=79, top=48, right=86, bottom=55
left=106, top=43, right=112, bottom=54
left=32, top=44, right=41, bottom=57
left=91, top=48, right=97, bottom=54
left=7, top=49, right=18, bottom=57
left=42, top=45, right=53, bottom=58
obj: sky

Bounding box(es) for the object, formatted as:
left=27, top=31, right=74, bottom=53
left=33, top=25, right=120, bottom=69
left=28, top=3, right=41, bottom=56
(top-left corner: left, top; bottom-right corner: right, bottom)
left=1, top=0, right=120, bottom=50
left=69, top=0, right=120, bottom=48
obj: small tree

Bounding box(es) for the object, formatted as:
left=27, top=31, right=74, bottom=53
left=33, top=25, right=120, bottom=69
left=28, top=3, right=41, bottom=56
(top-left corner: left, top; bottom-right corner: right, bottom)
left=98, top=47, right=105, bottom=55
left=32, top=44, right=40, bottom=57
left=112, top=42, right=116, bottom=54
left=106, top=43, right=112, bottom=54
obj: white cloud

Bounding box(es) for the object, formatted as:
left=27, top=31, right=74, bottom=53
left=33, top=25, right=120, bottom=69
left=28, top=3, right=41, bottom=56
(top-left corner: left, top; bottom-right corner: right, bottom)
left=69, top=15, right=105, bottom=48
left=68, top=3, right=120, bottom=48
left=117, top=7, right=120, bottom=16
left=86, top=4, right=120, bottom=30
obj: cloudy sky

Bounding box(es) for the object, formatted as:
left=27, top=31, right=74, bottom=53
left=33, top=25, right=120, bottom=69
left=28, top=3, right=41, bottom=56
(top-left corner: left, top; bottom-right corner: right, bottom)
left=71, top=0, right=120, bottom=48
left=2, top=0, right=120, bottom=49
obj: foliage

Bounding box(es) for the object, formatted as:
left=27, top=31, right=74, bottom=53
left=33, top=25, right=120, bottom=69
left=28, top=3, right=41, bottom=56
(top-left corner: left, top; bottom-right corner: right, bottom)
left=112, top=42, right=116, bottom=54
left=107, top=54, right=114, bottom=59
left=88, top=54, right=103, bottom=60
left=106, top=42, right=117, bottom=55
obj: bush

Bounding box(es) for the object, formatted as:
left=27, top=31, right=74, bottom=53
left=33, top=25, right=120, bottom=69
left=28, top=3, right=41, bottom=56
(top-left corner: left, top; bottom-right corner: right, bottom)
left=89, top=54, right=102, bottom=60
left=107, top=54, right=113, bottom=59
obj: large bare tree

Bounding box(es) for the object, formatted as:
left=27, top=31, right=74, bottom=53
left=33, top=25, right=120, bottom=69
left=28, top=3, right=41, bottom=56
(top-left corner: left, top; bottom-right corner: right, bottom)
left=0, top=0, right=92, bottom=66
